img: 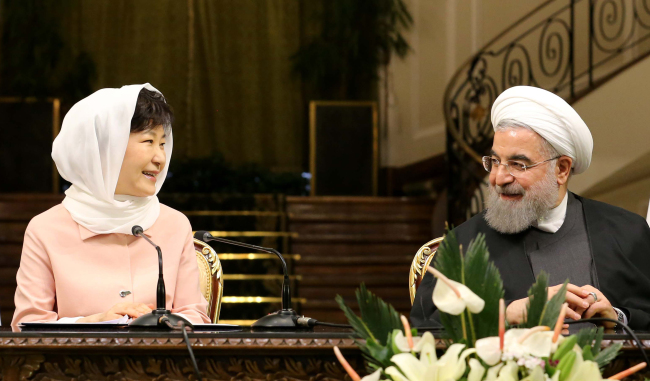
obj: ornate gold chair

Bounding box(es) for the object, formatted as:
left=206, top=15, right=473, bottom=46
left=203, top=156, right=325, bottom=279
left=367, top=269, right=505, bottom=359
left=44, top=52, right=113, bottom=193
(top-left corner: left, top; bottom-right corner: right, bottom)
left=409, top=237, right=444, bottom=305
left=194, top=238, right=223, bottom=323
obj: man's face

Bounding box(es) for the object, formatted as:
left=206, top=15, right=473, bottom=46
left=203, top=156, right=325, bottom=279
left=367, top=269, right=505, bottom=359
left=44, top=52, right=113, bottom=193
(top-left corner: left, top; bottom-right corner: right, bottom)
left=489, top=128, right=556, bottom=192
left=484, top=128, right=560, bottom=234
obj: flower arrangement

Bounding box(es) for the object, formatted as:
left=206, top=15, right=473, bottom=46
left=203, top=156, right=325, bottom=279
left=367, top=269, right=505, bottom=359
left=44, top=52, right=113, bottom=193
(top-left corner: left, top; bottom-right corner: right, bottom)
left=333, top=231, right=648, bottom=381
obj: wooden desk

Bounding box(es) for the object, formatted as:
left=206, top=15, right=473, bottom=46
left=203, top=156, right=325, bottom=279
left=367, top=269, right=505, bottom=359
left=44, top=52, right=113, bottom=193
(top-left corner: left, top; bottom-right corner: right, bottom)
left=1, top=327, right=649, bottom=381
left=0, top=326, right=364, bottom=381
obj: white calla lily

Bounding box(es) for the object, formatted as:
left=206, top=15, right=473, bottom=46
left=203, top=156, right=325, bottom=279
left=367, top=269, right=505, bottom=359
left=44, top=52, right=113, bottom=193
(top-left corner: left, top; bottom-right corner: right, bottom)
left=468, top=358, right=486, bottom=381
left=495, top=360, right=518, bottom=381
left=519, top=330, right=555, bottom=358
left=505, top=328, right=555, bottom=359
left=390, top=353, right=428, bottom=381
left=484, top=363, right=504, bottom=381
left=476, top=327, right=565, bottom=366
left=361, top=369, right=384, bottom=381
left=394, top=331, right=436, bottom=353
left=419, top=340, right=438, bottom=366
left=475, top=336, right=502, bottom=366
left=389, top=342, right=475, bottom=381
left=432, top=275, right=485, bottom=315
left=439, top=343, right=476, bottom=380
left=385, top=366, right=409, bottom=381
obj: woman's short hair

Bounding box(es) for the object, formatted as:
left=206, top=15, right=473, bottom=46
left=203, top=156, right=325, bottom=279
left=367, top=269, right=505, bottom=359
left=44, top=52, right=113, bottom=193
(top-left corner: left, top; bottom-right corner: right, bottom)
left=130, top=88, right=174, bottom=134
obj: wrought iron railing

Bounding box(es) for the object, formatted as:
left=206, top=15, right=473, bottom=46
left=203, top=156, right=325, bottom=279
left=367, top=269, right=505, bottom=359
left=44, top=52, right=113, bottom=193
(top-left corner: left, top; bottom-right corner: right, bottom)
left=445, top=0, right=650, bottom=225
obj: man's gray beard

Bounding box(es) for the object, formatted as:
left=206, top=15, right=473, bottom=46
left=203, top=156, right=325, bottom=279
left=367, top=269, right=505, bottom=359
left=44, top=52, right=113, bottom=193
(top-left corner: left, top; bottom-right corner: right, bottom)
left=484, top=168, right=559, bottom=234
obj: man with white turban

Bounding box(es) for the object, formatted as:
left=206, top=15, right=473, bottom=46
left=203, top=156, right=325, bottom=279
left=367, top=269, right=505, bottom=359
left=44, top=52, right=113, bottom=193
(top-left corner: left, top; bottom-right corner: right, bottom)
left=412, top=86, right=650, bottom=331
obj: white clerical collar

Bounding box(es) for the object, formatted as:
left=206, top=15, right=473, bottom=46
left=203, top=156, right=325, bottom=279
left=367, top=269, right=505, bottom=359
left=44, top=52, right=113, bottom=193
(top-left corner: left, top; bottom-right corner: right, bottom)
left=535, top=191, right=568, bottom=233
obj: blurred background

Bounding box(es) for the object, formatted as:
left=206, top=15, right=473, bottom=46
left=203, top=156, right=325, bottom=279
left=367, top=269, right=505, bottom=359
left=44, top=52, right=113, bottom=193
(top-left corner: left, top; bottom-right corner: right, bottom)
left=2, top=0, right=650, bottom=325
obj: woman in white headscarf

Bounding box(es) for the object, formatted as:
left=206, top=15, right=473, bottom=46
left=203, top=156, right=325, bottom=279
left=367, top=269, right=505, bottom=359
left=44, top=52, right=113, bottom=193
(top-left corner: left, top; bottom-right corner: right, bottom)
left=12, top=84, right=210, bottom=325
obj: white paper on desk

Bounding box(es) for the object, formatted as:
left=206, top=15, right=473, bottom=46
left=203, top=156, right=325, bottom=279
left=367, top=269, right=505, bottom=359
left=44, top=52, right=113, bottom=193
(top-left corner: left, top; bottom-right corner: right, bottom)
left=88, top=315, right=132, bottom=324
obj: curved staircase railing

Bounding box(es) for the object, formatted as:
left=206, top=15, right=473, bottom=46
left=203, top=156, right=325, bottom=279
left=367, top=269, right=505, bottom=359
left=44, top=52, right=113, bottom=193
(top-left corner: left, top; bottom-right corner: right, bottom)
left=445, top=0, right=650, bottom=225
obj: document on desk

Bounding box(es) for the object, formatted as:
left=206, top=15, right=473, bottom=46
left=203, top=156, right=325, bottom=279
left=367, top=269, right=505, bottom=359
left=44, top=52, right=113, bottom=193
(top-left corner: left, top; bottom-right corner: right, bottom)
left=92, top=315, right=132, bottom=324
left=20, top=319, right=242, bottom=331
left=192, top=324, right=242, bottom=331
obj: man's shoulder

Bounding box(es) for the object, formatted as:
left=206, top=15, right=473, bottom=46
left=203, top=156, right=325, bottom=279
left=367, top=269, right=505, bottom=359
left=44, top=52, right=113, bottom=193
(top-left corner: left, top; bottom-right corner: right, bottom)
left=575, top=194, right=648, bottom=226
left=451, top=212, right=492, bottom=243
left=454, top=212, right=488, bottom=233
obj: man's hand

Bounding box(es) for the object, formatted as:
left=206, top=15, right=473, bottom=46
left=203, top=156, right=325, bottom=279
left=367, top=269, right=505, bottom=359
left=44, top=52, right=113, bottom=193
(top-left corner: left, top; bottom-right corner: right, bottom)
left=506, top=283, right=592, bottom=324
left=77, top=303, right=154, bottom=323
left=581, top=285, right=618, bottom=328
left=548, top=283, right=593, bottom=320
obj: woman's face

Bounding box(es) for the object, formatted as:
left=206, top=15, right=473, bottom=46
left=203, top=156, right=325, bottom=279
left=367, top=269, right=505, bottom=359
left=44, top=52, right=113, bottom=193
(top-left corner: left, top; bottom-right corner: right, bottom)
left=115, top=125, right=167, bottom=197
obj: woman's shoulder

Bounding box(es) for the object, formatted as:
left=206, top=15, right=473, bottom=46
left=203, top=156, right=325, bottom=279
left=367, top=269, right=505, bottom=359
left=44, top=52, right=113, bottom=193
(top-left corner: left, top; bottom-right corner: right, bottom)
left=25, top=204, right=79, bottom=242
left=158, top=203, right=192, bottom=229
left=28, top=204, right=75, bottom=230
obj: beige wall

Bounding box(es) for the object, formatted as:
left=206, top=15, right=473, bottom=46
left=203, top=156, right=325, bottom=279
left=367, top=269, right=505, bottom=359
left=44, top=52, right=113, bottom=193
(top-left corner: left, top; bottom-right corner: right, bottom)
left=569, top=55, right=650, bottom=216
left=383, top=0, right=546, bottom=167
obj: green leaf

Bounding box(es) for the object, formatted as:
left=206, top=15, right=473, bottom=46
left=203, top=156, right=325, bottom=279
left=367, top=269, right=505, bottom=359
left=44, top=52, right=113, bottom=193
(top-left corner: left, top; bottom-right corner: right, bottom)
left=575, top=326, right=604, bottom=356
left=439, top=310, right=464, bottom=342
left=463, top=233, right=505, bottom=339
left=546, top=361, right=557, bottom=376
left=433, top=230, right=505, bottom=343
left=336, top=294, right=375, bottom=341
left=434, top=229, right=464, bottom=282
left=541, top=281, right=568, bottom=327
left=355, top=283, right=403, bottom=346
left=592, top=327, right=604, bottom=355
left=430, top=230, right=464, bottom=342
left=365, top=338, right=394, bottom=368
left=594, top=342, right=622, bottom=368
left=582, top=345, right=594, bottom=361
left=576, top=327, right=598, bottom=348
left=520, top=273, right=547, bottom=328
left=521, top=274, right=567, bottom=328
left=335, top=284, right=404, bottom=368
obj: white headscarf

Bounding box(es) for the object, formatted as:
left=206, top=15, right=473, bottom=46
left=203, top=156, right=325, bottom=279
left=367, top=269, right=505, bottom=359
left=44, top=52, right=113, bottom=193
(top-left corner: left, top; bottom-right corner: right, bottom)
left=52, top=83, right=173, bottom=234
left=491, top=86, right=593, bottom=174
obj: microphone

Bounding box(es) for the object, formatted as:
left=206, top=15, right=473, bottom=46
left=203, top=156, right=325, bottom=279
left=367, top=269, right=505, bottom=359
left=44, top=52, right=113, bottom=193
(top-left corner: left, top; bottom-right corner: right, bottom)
left=194, top=230, right=298, bottom=328
left=129, top=225, right=192, bottom=328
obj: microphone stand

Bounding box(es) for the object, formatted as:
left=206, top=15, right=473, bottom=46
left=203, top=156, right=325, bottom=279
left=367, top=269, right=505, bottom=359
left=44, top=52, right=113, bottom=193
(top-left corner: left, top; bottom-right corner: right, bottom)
left=130, top=226, right=193, bottom=328
left=196, top=231, right=298, bottom=328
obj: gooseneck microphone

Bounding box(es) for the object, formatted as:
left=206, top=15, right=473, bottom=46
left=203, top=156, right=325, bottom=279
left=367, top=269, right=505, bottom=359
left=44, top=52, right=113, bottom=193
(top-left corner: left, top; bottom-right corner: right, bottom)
left=130, top=225, right=192, bottom=328
left=132, top=225, right=166, bottom=309
left=194, top=230, right=298, bottom=328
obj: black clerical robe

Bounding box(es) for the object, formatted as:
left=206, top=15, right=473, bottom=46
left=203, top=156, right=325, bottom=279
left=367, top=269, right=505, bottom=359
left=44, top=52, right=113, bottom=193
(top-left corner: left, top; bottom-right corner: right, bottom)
left=410, top=193, right=650, bottom=331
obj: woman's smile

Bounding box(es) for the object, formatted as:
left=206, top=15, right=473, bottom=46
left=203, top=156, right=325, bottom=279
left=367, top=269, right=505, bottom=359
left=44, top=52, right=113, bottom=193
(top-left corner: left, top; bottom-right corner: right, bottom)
left=142, top=170, right=159, bottom=182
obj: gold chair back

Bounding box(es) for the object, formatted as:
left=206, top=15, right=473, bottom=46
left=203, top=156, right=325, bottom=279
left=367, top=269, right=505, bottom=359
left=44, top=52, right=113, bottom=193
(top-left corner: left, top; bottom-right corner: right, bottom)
left=194, top=238, right=223, bottom=323
left=409, top=237, right=444, bottom=305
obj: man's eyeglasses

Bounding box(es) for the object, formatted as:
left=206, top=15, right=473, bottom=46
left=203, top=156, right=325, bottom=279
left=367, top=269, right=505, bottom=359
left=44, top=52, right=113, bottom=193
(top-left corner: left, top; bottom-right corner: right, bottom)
left=482, top=156, right=560, bottom=178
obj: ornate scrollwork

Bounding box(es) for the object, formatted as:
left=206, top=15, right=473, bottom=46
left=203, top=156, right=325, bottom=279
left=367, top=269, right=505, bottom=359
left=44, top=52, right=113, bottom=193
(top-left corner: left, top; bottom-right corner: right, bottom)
left=0, top=355, right=45, bottom=381
left=409, top=238, right=444, bottom=304
left=201, top=246, right=222, bottom=276
left=445, top=0, right=650, bottom=225
left=0, top=355, right=362, bottom=381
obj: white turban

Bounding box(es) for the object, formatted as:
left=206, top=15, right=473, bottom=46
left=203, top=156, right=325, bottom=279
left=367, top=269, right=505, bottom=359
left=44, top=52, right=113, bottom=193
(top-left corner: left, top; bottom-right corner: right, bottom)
left=490, top=86, right=593, bottom=174
left=52, top=83, right=173, bottom=234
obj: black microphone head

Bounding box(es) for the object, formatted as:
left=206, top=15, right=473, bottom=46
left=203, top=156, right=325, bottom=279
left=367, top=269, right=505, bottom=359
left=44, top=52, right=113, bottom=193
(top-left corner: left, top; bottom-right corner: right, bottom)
left=193, top=230, right=211, bottom=241
left=132, top=225, right=144, bottom=237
